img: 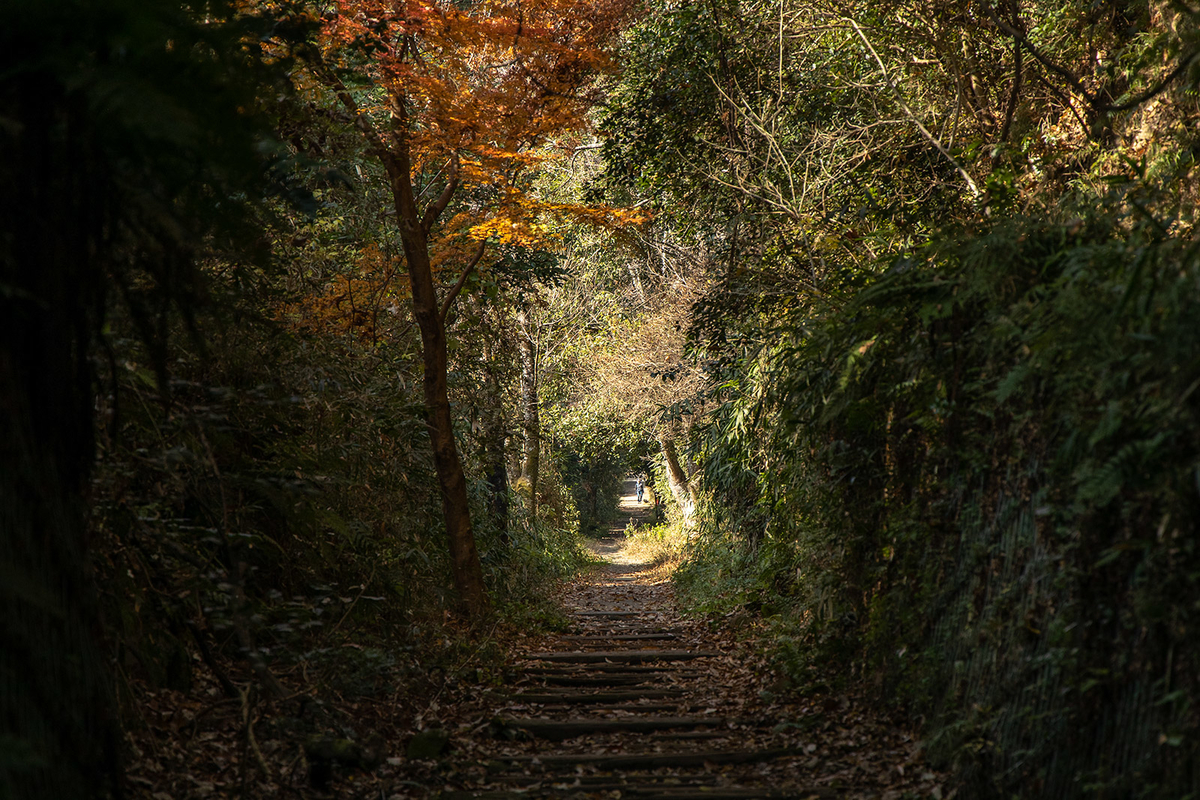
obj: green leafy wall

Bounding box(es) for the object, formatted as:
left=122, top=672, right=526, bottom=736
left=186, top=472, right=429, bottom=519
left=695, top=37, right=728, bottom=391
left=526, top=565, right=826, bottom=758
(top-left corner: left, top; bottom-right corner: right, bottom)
left=690, top=186, right=1200, bottom=796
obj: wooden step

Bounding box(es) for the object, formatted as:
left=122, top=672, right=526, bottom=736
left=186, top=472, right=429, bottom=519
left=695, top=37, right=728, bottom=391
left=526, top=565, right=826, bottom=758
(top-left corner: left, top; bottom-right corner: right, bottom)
left=439, top=786, right=831, bottom=800
left=477, top=773, right=836, bottom=796
left=491, top=747, right=802, bottom=770
left=521, top=663, right=676, bottom=674
left=486, top=773, right=717, bottom=787
left=525, top=650, right=717, bottom=664
left=535, top=674, right=649, bottom=687
left=626, top=790, right=836, bottom=799
left=495, top=715, right=727, bottom=742
left=561, top=633, right=679, bottom=642
left=649, top=730, right=728, bottom=741
left=579, top=702, right=681, bottom=712
left=567, top=628, right=685, bottom=635
left=506, top=689, right=684, bottom=705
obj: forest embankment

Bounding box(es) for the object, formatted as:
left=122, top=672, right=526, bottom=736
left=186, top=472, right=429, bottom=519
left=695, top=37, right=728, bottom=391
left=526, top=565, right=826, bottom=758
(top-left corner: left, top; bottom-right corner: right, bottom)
left=597, top=2, right=1200, bottom=797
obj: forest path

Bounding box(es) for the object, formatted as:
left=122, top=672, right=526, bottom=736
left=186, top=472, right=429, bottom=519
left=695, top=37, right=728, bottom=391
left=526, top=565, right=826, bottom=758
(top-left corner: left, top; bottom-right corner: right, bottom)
left=585, top=476, right=656, bottom=564
left=431, top=484, right=942, bottom=799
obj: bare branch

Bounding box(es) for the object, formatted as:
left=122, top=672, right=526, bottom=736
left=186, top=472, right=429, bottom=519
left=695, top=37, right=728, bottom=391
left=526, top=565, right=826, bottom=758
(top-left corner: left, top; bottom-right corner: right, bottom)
left=849, top=20, right=981, bottom=199
left=994, top=0, right=1023, bottom=156
left=1104, top=49, right=1200, bottom=113
left=422, top=153, right=460, bottom=234
left=439, top=238, right=488, bottom=323
left=1032, top=70, right=1091, bottom=136
left=985, top=8, right=1099, bottom=111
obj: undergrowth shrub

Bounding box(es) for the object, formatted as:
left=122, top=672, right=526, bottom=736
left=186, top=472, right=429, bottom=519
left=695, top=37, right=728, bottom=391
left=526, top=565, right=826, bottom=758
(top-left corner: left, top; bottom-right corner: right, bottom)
left=93, top=317, right=447, bottom=697
left=622, top=518, right=688, bottom=569
left=92, top=290, right=595, bottom=722
left=685, top=174, right=1200, bottom=797
left=485, top=517, right=597, bottom=604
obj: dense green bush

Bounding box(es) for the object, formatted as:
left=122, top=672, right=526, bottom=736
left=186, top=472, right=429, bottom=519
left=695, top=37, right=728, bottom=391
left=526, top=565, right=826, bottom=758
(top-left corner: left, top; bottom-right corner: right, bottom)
left=685, top=173, right=1200, bottom=796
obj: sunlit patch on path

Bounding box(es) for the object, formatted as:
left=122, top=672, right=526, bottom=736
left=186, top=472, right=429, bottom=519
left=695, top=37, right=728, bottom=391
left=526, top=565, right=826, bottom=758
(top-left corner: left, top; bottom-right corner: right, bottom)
left=585, top=476, right=658, bottom=568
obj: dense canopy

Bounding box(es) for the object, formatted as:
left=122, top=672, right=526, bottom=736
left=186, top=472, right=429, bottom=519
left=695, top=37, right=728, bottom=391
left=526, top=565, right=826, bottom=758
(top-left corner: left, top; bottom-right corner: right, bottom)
left=3, top=0, right=1200, bottom=797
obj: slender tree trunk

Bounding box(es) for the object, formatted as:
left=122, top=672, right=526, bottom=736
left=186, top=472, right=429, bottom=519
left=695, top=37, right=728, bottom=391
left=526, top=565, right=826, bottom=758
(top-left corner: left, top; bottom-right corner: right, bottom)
left=487, top=459, right=510, bottom=544
left=517, top=306, right=540, bottom=520
left=505, top=436, right=523, bottom=491
left=481, top=336, right=509, bottom=543
left=389, top=149, right=488, bottom=616
left=659, top=433, right=696, bottom=529
left=626, top=258, right=646, bottom=305
left=324, top=72, right=491, bottom=613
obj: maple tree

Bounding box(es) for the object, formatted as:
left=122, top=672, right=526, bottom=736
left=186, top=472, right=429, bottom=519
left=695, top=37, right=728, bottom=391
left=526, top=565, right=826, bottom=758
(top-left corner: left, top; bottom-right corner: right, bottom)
left=285, top=0, right=635, bottom=614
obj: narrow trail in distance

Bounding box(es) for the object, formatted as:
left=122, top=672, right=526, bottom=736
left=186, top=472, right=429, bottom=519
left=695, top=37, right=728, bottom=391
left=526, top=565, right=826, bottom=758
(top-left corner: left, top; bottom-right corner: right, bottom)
left=436, top=479, right=943, bottom=799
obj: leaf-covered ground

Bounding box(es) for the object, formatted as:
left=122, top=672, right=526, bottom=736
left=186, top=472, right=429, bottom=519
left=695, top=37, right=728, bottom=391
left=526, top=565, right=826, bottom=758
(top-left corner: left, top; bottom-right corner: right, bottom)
left=124, top=486, right=944, bottom=798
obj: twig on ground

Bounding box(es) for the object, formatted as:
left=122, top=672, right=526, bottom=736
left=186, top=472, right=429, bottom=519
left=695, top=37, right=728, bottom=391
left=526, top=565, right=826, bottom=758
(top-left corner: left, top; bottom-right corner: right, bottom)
left=241, top=685, right=275, bottom=785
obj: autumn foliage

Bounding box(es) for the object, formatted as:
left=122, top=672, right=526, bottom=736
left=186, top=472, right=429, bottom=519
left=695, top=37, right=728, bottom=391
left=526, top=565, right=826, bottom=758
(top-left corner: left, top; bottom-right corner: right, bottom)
left=278, top=244, right=403, bottom=340
left=316, top=0, right=636, bottom=247
left=275, top=0, right=640, bottom=614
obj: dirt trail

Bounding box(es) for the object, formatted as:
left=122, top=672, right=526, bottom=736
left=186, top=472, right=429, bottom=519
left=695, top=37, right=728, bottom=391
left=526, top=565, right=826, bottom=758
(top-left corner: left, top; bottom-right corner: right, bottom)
left=435, top=479, right=941, bottom=799
left=585, top=476, right=657, bottom=564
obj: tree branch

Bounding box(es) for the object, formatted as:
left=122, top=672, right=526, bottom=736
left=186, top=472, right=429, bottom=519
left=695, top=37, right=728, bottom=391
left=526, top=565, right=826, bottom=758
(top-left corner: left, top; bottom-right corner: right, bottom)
left=985, top=8, right=1099, bottom=111
left=849, top=21, right=981, bottom=199
left=439, top=238, right=488, bottom=323
left=1032, top=70, right=1092, bottom=135
left=1104, top=49, right=1200, bottom=112
left=994, top=0, right=1023, bottom=157
left=422, top=153, right=460, bottom=234
left=305, top=52, right=396, bottom=170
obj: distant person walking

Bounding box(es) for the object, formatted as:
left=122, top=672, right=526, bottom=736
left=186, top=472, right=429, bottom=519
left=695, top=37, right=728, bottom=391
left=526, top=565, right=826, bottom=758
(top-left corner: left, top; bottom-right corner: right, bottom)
left=635, top=477, right=645, bottom=503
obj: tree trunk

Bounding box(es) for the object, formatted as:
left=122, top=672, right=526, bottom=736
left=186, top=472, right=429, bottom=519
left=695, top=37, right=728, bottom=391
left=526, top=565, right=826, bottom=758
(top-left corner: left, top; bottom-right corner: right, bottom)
left=481, top=334, right=509, bottom=543
left=517, top=306, right=540, bottom=520
left=2, top=86, right=121, bottom=796
left=659, top=433, right=696, bottom=529
left=487, top=458, right=510, bottom=544
left=505, top=436, right=523, bottom=492
left=389, top=150, right=488, bottom=616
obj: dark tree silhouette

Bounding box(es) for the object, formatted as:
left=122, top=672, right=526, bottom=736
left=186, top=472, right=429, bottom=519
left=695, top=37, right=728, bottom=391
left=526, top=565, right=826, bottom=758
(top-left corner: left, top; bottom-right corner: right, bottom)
left=1, top=2, right=278, bottom=795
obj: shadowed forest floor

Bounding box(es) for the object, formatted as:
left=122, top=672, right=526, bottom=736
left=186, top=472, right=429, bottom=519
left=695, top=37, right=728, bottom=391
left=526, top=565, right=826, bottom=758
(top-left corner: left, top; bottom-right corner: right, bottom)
left=399, top=480, right=946, bottom=799
left=124, top=480, right=945, bottom=798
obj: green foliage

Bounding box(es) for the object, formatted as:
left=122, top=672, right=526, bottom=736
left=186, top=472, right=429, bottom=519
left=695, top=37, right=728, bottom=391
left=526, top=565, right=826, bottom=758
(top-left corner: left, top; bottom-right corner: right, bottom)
left=487, top=518, right=598, bottom=607
left=597, top=2, right=725, bottom=208
left=92, top=252, right=595, bottom=716
left=597, top=0, right=1200, bottom=794
left=688, top=177, right=1200, bottom=795
left=544, top=400, right=641, bottom=534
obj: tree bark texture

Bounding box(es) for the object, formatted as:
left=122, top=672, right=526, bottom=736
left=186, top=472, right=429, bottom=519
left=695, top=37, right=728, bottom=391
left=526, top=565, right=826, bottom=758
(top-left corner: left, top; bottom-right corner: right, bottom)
left=388, top=138, right=488, bottom=616
left=659, top=433, right=696, bottom=529
left=518, top=307, right=540, bottom=520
